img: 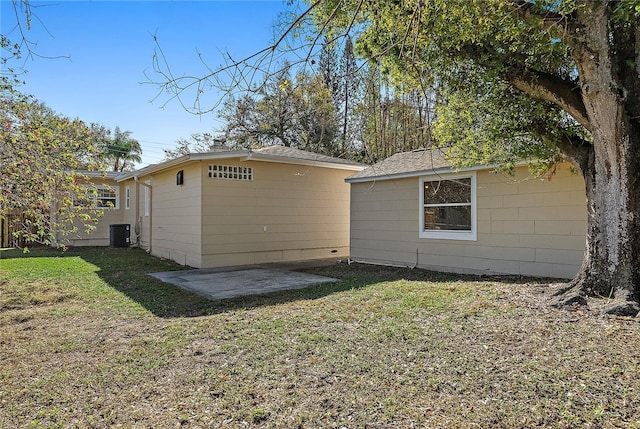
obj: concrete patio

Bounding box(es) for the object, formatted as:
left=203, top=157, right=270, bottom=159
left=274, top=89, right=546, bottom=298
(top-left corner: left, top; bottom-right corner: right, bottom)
left=149, top=258, right=340, bottom=300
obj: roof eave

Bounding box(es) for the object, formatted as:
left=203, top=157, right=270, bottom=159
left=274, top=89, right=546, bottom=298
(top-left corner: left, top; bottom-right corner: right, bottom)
left=248, top=153, right=365, bottom=171
left=345, top=164, right=487, bottom=183
left=116, top=150, right=250, bottom=182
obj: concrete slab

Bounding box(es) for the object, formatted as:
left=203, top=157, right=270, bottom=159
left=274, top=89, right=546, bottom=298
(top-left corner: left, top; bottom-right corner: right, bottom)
left=149, top=264, right=339, bottom=300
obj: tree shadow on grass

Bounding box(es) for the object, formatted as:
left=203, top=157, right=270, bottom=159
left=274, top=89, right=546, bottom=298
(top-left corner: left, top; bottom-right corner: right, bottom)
left=1, top=246, right=557, bottom=319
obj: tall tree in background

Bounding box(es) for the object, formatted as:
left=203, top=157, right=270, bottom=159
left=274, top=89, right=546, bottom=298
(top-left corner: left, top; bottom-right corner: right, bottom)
left=94, top=126, right=142, bottom=172
left=357, top=61, right=436, bottom=162
left=217, top=63, right=339, bottom=156
left=218, top=95, right=263, bottom=148
left=291, top=73, right=339, bottom=155
left=337, top=35, right=359, bottom=154
left=162, top=132, right=227, bottom=160
left=318, top=37, right=340, bottom=106
left=255, top=63, right=298, bottom=147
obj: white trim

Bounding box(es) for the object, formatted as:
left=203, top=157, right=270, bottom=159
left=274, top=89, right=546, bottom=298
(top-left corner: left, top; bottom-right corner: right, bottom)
left=419, top=172, right=477, bottom=241
left=116, top=149, right=363, bottom=182
left=248, top=152, right=364, bottom=171
left=346, top=165, right=483, bottom=184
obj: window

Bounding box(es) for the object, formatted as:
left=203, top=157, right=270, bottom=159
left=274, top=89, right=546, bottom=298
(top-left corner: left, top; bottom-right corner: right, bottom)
left=419, top=173, right=476, bottom=241
left=144, top=182, right=150, bottom=217
left=208, top=164, right=253, bottom=181
left=125, top=186, right=131, bottom=210
left=91, top=186, right=119, bottom=209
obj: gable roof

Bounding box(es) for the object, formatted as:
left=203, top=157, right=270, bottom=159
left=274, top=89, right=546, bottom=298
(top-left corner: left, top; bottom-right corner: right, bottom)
left=116, top=146, right=364, bottom=182
left=345, top=148, right=495, bottom=183
left=251, top=145, right=363, bottom=167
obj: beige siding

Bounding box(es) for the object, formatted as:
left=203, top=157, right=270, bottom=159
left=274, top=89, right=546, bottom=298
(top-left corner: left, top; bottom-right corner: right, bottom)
left=120, top=179, right=140, bottom=246
left=349, top=164, right=587, bottom=279
left=69, top=178, right=125, bottom=246
left=140, top=163, right=202, bottom=268
left=200, top=160, right=351, bottom=268
left=67, top=156, right=356, bottom=268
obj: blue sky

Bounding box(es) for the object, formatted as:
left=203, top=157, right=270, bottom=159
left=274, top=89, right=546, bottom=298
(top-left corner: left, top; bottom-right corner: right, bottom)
left=1, top=0, right=290, bottom=165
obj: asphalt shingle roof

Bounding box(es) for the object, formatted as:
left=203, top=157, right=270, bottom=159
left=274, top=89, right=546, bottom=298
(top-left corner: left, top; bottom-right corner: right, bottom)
left=347, top=148, right=452, bottom=181
left=254, top=145, right=363, bottom=167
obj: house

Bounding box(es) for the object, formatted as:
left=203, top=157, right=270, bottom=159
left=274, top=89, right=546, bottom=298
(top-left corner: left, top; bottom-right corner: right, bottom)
left=69, top=146, right=364, bottom=268
left=345, top=149, right=587, bottom=279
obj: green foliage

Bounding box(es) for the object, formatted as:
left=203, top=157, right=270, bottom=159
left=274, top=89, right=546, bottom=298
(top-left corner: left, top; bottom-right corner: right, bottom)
left=0, top=95, right=106, bottom=248
left=433, top=75, right=563, bottom=173
left=309, top=0, right=593, bottom=168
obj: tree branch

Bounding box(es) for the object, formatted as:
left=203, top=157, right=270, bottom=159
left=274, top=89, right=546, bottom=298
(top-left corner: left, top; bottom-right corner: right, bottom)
left=507, top=69, right=591, bottom=131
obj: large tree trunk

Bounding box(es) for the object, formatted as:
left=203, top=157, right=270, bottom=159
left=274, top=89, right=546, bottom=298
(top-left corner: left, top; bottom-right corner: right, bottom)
left=553, top=5, right=640, bottom=316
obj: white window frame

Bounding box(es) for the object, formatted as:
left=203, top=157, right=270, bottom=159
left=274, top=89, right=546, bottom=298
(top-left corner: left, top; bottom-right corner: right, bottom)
left=419, top=172, right=477, bottom=241
left=91, top=185, right=119, bottom=210
left=125, top=186, right=131, bottom=210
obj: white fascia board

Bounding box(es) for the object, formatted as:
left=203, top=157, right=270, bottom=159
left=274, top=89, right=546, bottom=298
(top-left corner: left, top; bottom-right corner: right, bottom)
left=345, top=165, right=486, bottom=184
left=345, top=158, right=541, bottom=184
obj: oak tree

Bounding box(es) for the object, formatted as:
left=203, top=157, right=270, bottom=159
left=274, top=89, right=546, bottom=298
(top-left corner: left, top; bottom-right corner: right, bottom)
left=312, top=0, right=640, bottom=315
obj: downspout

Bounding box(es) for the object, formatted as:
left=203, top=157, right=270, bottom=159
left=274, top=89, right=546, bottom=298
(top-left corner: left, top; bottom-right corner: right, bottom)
left=135, top=177, right=152, bottom=254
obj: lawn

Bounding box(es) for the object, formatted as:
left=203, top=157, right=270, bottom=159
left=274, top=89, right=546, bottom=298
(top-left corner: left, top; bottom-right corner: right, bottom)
left=1, top=247, right=639, bottom=428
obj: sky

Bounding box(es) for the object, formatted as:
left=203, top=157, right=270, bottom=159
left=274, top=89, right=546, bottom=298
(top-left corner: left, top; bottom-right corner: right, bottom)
left=1, top=0, right=292, bottom=166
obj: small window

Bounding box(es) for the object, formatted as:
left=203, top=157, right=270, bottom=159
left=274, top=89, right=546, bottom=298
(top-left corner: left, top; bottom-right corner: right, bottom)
left=419, top=173, right=476, bottom=241
left=208, top=164, right=253, bottom=181
left=89, top=186, right=119, bottom=209
left=125, top=186, right=131, bottom=210
left=144, top=182, right=150, bottom=217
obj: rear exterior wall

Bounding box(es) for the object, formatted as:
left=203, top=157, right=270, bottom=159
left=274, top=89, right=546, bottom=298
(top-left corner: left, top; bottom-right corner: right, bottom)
left=349, top=164, right=587, bottom=279
left=69, top=177, right=124, bottom=247
left=200, top=160, right=351, bottom=268
left=143, top=163, right=202, bottom=268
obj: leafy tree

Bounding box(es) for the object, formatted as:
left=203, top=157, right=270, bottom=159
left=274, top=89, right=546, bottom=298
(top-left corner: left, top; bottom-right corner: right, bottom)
left=291, top=72, right=339, bottom=155
left=309, top=0, right=640, bottom=315
left=0, top=95, right=106, bottom=248
left=219, top=63, right=339, bottom=157
left=255, top=63, right=298, bottom=147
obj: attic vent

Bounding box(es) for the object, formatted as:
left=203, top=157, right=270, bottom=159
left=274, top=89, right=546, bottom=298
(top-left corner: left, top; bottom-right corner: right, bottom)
left=208, top=164, right=253, bottom=181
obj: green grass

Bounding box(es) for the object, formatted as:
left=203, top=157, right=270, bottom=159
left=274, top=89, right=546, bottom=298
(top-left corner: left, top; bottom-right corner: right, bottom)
left=1, top=247, right=640, bottom=428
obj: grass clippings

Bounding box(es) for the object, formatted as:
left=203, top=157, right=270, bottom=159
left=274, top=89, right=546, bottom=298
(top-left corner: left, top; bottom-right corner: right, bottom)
left=1, top=247, right=639, bottom=428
